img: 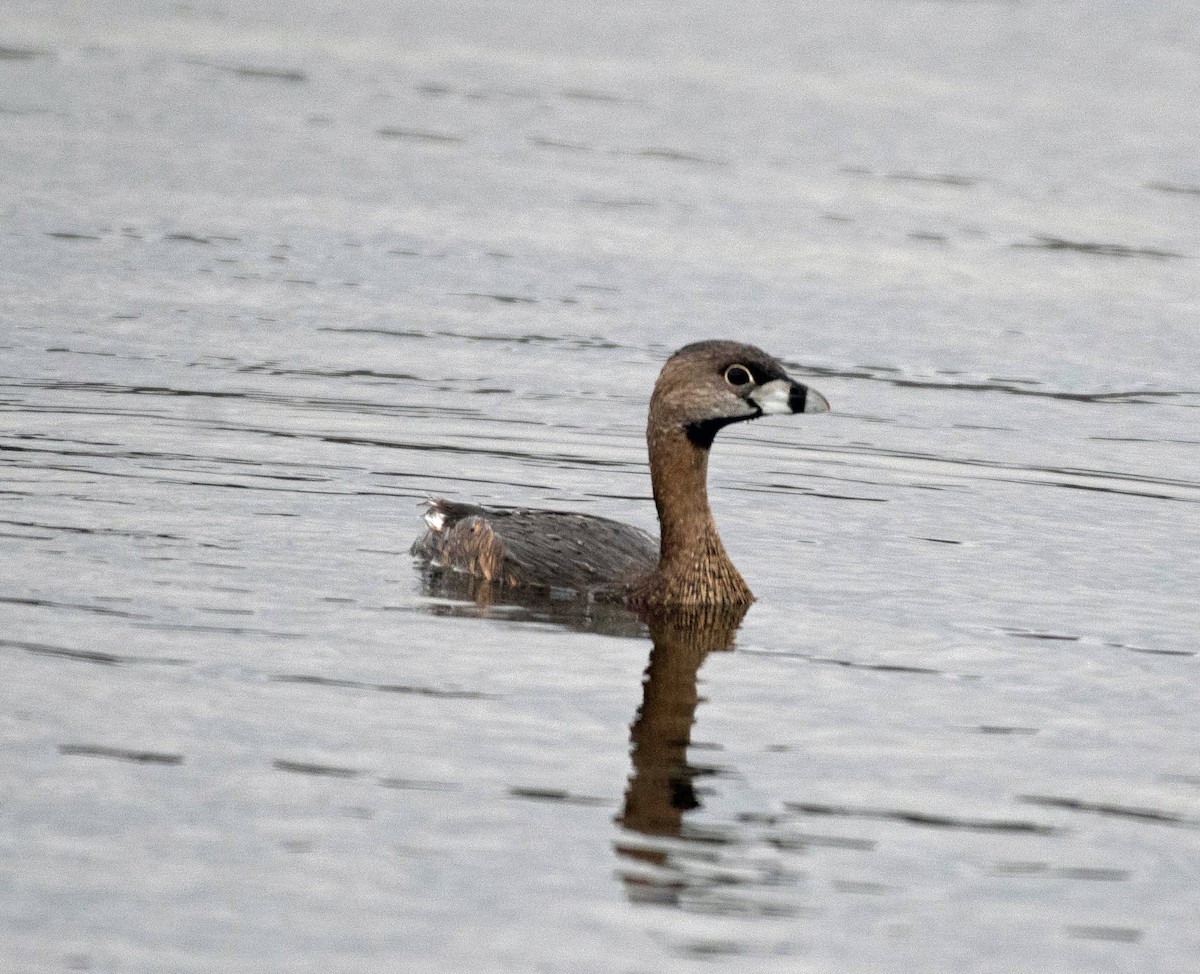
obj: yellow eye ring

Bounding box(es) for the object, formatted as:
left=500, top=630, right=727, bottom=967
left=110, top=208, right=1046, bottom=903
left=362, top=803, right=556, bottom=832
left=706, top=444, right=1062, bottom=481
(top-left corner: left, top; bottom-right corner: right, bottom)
left=724, top=364, right=753, bottom=387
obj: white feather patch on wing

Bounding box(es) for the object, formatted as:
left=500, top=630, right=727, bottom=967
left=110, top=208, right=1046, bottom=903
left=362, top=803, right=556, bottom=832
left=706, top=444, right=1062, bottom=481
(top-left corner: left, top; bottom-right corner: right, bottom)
left=748, top=378, right=794, bottom=415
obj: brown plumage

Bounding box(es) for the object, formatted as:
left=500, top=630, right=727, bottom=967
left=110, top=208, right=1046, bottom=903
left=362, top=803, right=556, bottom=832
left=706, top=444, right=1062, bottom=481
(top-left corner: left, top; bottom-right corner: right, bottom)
left=411, top=340, right=830, bottom=606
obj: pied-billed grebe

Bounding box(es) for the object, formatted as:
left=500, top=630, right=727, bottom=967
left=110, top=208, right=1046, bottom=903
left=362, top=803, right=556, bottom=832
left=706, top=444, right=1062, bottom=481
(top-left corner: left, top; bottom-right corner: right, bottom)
left=411, top=340, right=830, bottom=606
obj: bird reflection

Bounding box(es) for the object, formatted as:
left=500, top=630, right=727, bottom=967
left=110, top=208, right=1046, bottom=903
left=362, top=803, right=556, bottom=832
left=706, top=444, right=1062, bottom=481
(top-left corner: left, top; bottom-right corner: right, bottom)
left=413, top=566, right=754, bottom=907
left=615, top=603, right=748, bottom=904
left=413, top=564, right=649, bottom=637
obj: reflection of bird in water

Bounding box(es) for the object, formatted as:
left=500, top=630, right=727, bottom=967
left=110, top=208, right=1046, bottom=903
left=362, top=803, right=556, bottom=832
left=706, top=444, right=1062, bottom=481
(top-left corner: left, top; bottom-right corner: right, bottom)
left=411, top=340, right=829, bottom=607
left=615, top=604, right=748, bottom=904
left=414, top=550, right=758, bottom=907
left=412, top=562, right=651, bottom=639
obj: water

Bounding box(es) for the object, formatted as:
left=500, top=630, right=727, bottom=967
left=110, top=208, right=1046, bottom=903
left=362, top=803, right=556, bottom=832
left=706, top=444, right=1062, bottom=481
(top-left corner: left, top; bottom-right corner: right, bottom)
left=3, top=1, right=1199, bottom=971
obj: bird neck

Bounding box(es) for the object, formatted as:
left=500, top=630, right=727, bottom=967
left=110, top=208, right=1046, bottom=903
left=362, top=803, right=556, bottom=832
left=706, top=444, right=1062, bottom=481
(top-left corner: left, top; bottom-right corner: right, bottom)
left=642, top=422, right=752, bottom=605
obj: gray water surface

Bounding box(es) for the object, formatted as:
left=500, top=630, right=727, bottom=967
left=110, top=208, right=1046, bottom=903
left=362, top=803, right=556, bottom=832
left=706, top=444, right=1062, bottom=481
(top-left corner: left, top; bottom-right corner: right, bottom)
left=3, top=1, right=1199, bottom=972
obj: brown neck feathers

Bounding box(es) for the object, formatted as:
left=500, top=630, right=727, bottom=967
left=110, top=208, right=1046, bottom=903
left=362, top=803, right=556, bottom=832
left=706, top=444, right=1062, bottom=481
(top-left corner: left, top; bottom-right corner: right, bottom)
left=632, top=421, right=753, bottom=607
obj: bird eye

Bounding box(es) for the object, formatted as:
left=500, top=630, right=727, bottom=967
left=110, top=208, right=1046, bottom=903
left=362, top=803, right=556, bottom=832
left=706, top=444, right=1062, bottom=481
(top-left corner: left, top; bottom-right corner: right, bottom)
left=724, top=364, right=753, bottom=387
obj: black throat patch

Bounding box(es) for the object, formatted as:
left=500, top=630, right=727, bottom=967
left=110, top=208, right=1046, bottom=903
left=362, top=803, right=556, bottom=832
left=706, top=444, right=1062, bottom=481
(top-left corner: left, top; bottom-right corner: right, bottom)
left=685, top=411, right=758, bottom=449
